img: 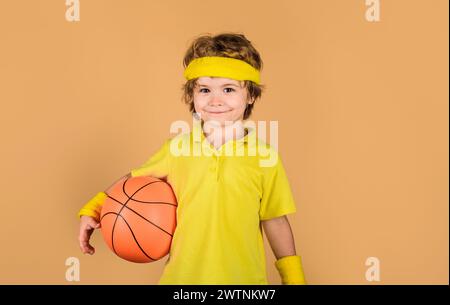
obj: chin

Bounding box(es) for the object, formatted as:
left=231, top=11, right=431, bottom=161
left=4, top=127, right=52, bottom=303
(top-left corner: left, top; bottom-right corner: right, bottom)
left=203, top=119, right=226, bottom=127
left=201, top=114, right=225, bottom=122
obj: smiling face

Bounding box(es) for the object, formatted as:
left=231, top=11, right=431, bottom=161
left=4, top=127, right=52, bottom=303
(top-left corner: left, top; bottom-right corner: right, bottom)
left=193, top=77, right=253, bottom=126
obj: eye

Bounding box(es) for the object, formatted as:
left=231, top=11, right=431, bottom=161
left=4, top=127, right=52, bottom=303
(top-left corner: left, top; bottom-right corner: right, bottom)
left=224, top=88, right=235, bottom=93
left=199, top=88, right=209, bottom=93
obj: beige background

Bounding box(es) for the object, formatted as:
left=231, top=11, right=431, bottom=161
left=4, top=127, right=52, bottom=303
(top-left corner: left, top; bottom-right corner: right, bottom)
left=0, top=0, right=447, bottom=284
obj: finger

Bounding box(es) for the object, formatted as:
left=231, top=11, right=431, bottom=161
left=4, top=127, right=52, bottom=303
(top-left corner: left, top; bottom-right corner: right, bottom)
left=80, top=239, right=95, bottom=254
left=88, top=219, right=101, bottom=229
left=78, top=234, right=89, bottom=252
left=79, top=226, right=91, bottom=242
left=79, top=239, right=88, bottom=253
left=79, top=229, right=94, bottom=253
left=79, top=242, right=91, bottom=254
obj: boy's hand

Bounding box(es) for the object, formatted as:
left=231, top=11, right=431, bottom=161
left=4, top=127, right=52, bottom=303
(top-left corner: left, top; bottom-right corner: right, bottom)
left=78, top=215, right=101, bottom=255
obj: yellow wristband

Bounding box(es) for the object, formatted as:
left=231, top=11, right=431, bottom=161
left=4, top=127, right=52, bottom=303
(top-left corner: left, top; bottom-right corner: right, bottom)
left=275, top=255, right=307, bottom=285
left=77, top=191, right=108, bottom=221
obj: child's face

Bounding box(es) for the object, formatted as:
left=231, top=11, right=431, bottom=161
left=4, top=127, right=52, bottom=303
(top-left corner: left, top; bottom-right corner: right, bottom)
left=193, top=77, right=251, bottom=126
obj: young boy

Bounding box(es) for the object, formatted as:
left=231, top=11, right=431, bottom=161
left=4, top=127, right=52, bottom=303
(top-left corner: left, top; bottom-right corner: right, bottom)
left=78, top=33, right=306, bottom=285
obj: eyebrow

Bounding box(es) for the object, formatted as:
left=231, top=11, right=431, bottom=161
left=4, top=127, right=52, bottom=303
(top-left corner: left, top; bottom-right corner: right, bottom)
left=197, top=83, right=240, bottom=88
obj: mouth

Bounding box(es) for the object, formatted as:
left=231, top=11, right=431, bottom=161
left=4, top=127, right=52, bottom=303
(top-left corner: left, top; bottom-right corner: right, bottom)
left=206, top=110, right=230, bottom=115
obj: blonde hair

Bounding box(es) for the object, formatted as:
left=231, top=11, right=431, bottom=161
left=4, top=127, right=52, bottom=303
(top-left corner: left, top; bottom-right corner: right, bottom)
left=182, top=33, right=265, bottom=120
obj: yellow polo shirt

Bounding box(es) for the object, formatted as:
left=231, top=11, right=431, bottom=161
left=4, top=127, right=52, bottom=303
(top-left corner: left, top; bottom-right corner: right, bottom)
left=129, top=122, right=297, bottom=284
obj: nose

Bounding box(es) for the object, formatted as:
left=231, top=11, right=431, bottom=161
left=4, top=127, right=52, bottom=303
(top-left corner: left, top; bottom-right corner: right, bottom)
left=208, top=94, right=223, bottom=107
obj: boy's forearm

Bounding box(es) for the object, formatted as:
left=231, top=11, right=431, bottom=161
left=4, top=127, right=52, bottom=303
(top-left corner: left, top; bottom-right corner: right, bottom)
left=262, top=215, right=307, bottom=284
left=261, top=215, right=296, bottom=259
left=78, top=192, right=107, bottom=220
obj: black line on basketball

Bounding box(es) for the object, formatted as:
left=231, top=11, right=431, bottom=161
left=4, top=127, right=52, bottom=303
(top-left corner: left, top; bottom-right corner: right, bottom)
left=100, top=212, right=120, bottom=255
left=128, top=198, right=177, bottom=206
left=102, top=212, right=157, bottom=261
left=122, top=180, right=169, bottom=202
left=107, top=192, right=176, bottom=207
left=104, top=195, right=174, bottom=237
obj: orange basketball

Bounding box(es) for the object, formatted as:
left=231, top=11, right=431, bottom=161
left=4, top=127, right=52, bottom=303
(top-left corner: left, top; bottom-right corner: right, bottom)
left=100, top=176, right=177, bottom=263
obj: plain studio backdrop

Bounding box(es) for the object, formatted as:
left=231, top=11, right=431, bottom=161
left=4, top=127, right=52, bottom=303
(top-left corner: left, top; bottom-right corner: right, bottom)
left=0, top=0, right=447, bottom=284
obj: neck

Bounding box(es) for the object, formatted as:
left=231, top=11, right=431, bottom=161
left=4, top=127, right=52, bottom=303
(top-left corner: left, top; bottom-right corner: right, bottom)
left=202, top=120, right=246, bottom=149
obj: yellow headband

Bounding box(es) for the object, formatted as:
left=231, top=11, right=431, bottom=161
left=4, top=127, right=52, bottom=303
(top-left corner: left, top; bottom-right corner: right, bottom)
left=183, top=56, right=260, bottom=84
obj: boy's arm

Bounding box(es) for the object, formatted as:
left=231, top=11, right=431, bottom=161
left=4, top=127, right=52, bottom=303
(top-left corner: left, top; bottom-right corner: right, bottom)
left=261, top=215, right=307, bottom=285
left=262, top=215, right=296, bottom=259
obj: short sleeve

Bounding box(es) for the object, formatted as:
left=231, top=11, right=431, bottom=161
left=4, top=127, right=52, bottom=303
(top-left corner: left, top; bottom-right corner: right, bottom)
left=130, top=139, right=171, bottom=179
left=259, top=152, right=297, bottom=220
